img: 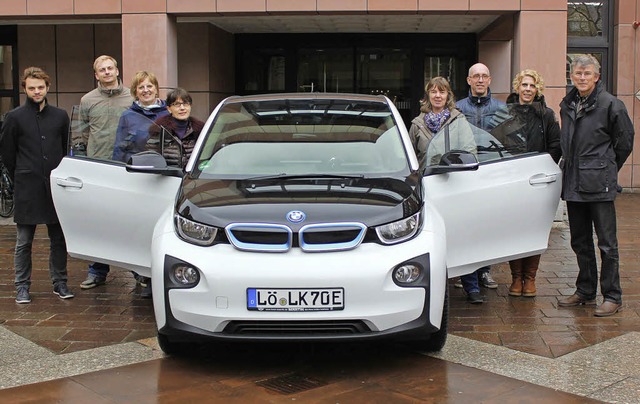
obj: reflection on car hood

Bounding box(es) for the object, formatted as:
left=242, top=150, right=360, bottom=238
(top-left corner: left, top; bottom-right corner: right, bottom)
left=176, top=176, right=422, bottom=228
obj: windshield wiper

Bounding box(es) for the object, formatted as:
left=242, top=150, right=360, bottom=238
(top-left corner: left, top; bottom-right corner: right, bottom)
left=244, top=173, right=365, bottom=181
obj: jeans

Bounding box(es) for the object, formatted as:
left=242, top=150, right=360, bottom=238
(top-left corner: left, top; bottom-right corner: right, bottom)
left=477, top=265, right=490, bottom=275
left=15, top=223, right=68, bottom=288
left=88, top=262, right=110, bottom=278
left=461, top=271, right=480, bottom=294
left=567, top=201, right=621, bottom=304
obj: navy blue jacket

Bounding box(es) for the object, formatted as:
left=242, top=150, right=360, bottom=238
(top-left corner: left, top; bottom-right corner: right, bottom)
left=456, top=89, right=507, bottom=131
left=112, top=100, right=169, bottom=162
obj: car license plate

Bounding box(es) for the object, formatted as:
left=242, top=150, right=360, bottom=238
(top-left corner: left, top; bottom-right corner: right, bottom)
left=247, top=288, right=344, bottom=311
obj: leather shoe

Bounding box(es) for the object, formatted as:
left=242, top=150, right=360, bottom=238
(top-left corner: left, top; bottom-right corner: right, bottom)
left=558, top=293, right=596, bottom=307
left=594, top=301, right=622, bottom=317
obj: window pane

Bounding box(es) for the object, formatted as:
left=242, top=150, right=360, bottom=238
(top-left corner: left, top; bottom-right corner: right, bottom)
left=567, top=1, right=604, bottom=38
left=566, top=52, right=603, bottom=85
left=297, top=48, right=353, bottom=93
left=356, top=48, right=411, bottom=124
left=242, top=49, right=285, bottom=92
left=424, top=56, right=465, bottom=99
left=0, top=97, right=13, bottom=126
left=0, top=46, right=13, bottom=90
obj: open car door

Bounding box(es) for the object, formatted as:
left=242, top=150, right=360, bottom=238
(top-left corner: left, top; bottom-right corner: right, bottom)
left=421, top=113, right=562, bottom=279
left=51, top=112, right=182, bottom=277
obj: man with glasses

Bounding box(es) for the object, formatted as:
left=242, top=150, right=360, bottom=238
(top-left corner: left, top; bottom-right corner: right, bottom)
left=557, top=54, right=634, bottom=316
left=74, top=55, right=133, bottom=289
left=454, top=63, right=507, bottom=303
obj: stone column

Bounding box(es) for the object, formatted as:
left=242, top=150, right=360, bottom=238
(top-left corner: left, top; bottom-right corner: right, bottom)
left=121, top=13, right=178, bottom=97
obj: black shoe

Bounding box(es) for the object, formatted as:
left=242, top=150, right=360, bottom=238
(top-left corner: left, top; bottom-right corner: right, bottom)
left=53, top=282, right=75, bottom=299
left=16, top=287, right=31, bottom=304
left=140, top=281, right=152, bottom=299
left=466, top=291, right=484, bottom=304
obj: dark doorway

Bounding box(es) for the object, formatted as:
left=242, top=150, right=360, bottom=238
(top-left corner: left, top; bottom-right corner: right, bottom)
left=236, top=33, right=475, bottom=128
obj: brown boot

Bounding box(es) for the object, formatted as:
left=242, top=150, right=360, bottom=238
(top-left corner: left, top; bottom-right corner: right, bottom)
left=522, top=255, right=541, bottom=297
left=508, top=259, right=523, bottom=296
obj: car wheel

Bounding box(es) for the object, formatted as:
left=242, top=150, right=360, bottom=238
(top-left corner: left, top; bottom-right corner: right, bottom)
left=421, top=283, right=449, bottom=352
left=157, top=332, right=188, bottom=356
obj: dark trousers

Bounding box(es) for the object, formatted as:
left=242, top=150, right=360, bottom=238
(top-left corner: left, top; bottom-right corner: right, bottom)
left=88, top=262, right=110, bottom=277
left=15, top=223, right=68, bottom=288
left=566, top=201, right=621, bottom=304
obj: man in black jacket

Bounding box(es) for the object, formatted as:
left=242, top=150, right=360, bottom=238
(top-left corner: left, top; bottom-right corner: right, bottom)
left=0, top=67, right=74, bottom=304
left=557, top=54, right=634, bottom=316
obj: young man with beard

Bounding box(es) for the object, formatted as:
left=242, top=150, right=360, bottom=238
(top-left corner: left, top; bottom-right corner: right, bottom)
left=0, top=67, right=73, bottom=303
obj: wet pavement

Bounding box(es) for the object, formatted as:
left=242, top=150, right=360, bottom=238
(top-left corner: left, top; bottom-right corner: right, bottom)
left=0, top=194, right=639, bottom=402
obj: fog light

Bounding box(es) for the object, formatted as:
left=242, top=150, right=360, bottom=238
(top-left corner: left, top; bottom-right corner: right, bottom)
left=394, top=265, right=421, bottom=284
left=173, top=265, right=199, bottom=286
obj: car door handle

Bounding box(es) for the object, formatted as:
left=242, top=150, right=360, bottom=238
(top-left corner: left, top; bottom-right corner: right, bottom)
left=529, top=173, right=557, bottom=185
left=56, top=177, right=83, bottom=189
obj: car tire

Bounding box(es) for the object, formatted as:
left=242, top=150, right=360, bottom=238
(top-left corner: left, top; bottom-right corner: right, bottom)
left=421, top=283, right=449, bottom=352
left=157, top=332, right=188, bottom=356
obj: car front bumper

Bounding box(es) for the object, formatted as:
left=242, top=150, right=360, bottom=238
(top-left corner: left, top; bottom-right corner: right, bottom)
left=151, top=215, right=447, bottom=343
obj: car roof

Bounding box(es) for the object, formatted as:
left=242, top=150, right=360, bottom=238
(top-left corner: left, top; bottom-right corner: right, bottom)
left=222, top=93, right=390, bottom=104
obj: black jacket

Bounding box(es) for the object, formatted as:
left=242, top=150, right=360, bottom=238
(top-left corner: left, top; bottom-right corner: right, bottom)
left=0, top=98, right=69, bottom=224
left=559, top=82, right=634, bottom=202
left=147, top=115, right=205, bottom=168
left=492, top=93, right=561, bottom=163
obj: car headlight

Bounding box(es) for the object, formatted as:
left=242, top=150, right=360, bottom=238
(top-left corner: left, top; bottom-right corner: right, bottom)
left=175, top=215, right=218, bottom=246
left=375, top=212, right=421, bottom=245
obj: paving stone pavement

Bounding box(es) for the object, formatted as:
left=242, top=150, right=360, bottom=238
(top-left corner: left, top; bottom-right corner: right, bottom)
left=0, top=195, right=639, bottom=403
left=448, top=193, right=640, bottom=358
left=0, top=194, right=638, bottom=357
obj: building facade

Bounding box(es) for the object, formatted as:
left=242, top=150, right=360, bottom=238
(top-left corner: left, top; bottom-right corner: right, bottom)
left=0, top=0, right=638, bottom=187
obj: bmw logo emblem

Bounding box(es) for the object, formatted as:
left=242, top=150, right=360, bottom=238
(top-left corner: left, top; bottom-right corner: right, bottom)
left=287, top=210, right=306, bottom=223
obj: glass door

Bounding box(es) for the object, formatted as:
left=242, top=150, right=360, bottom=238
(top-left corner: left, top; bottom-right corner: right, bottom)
left=297, top=48, right=353, bottom=93
left=356, top=48, right=411, bottom=123
left=0, top=26, right=18, bottom=128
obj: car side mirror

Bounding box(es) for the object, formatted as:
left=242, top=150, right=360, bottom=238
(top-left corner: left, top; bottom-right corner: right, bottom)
left=126, top=151, right=184, bottom=178
left=423, top=150, right=479, bottom=176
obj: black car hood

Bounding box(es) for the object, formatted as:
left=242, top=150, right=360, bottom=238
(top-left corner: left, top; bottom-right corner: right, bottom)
left=176, top=175, right=422, bottom=229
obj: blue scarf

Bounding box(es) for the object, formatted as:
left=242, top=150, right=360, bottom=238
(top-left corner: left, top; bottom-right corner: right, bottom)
left=425, top=109, right=451, bottom=133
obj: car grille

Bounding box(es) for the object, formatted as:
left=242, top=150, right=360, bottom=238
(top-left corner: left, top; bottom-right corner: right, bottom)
left=223, top=320, right=371, bottom=335
left=225, top=222, right=367, bottom=252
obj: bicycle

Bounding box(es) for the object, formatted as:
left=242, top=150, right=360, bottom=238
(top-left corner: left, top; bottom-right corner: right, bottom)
left=0, top=159, right=14, bottom=218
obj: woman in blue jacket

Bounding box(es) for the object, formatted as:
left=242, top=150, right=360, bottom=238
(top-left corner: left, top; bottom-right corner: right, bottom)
left=112, top=71, right=169, bottom=162
left=111, top=71, right=169, bottom=297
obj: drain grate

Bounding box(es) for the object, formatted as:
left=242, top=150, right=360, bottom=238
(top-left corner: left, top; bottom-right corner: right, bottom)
left=256, top=373, right=328, bottom=395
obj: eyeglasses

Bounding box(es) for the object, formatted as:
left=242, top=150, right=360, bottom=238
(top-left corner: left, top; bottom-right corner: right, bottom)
left=470, top=74, right=490, bottom=81
left=170, top=102, right=191, bottom=108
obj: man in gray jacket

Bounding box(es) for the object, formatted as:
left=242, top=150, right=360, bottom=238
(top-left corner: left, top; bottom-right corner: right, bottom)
left=557, top=54, right=634, bottom=316
left=74, top=55, right=133, bottom=289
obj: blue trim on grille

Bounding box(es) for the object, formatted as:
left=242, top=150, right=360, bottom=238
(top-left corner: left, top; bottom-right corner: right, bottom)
left=299, top=222, right=367, bottom=252
left=225, top=223, right=293, bottom=252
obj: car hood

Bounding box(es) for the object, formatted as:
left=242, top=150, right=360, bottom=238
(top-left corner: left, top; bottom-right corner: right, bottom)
left=176, top=176, right=422, bottom=229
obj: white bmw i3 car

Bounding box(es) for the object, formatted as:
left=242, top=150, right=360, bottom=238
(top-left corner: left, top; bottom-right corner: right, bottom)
left=52, top=93, right=561, bottom=354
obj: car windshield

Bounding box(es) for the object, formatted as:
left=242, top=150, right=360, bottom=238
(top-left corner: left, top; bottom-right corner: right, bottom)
left=193, top=97, right=409, bottom=179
